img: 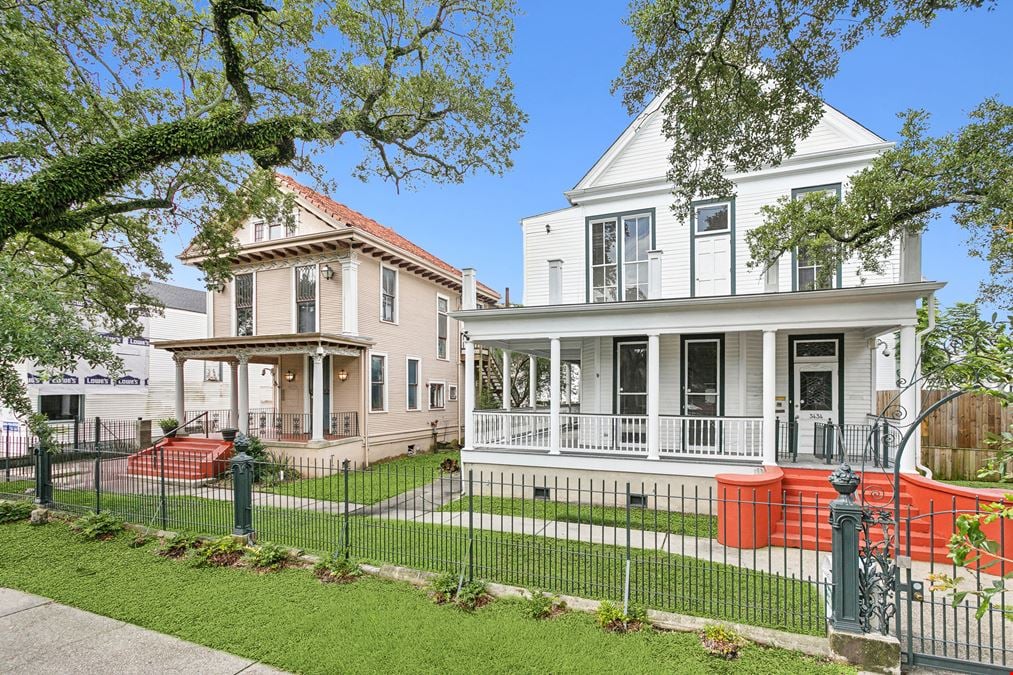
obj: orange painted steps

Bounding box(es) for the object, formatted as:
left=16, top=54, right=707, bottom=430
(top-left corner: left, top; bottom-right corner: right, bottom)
left=127, top=437, right=234, bottom=481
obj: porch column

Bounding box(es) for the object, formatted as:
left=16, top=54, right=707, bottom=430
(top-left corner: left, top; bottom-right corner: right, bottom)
left=229, top=361, right=239, bottom=429
left=173, top=355, right=186, bottom=423
left=237, top=353, right=249, bottom=435
left=528, top=355, right=537, bottom=408
left=311, top=350, right=325, bottom=442
left=502, top=350, right=512, bottom=410
left=762, top=330, right=777, bottom=465
left=464, top=339, right=475, bottom=450
left=549, top=337, right=561, bottom=455
left=341, top=254, right=359, bottom=336
left=647, top=333, right=660, bottom=460
left=898, top=324, right=919, bottom=473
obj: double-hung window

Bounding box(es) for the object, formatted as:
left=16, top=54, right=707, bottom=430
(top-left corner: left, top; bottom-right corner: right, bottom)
left=792, top=185, right=841, bottom=291
left=436, top=296, right=449, bottom=359
left=429, top=382, right=445, bottom=410
left=295, top=265, right=317, bottom=333
left=590, top=218, right=618, bottom=302
left=254, top=212, right=298, bottom=242
left=235, top=273, right=254, bottom=336
left=406, top=358, right=420, bottom=411
left=381, top=267, right=397, bottom=323
left=370, top=355, right=386, bottom=412
left=622, top=214, right=651, bottom=300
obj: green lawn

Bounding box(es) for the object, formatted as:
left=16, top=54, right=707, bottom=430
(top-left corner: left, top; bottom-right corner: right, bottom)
left=263, top=450, right=460, bottom=505
left=940, top=479, right=1013, bottom=491
left=0, top=522, right=850, bottom=675
left=440, top=496, right=718, bottom=537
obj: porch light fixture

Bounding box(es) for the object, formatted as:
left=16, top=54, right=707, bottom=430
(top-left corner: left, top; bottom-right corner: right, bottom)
left=337, top=368, right=348, bottom=382
left=284, top=369, right=296, bottom=382
left=321, top=264, right=334, bottom=280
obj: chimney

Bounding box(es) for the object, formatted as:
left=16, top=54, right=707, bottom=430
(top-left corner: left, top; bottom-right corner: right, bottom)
left=548, top=259, right=563, bottom=304
left=461, top=268, right=477, bottom=310
left=504, top=287, right=511, bottom=307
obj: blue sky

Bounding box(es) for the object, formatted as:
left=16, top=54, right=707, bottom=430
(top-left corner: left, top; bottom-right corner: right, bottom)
left=168, top=1, right=1012, bottom=310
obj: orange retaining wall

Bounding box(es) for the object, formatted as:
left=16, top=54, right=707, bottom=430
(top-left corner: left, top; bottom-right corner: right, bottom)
left=715, top=467, right=783, bottom=549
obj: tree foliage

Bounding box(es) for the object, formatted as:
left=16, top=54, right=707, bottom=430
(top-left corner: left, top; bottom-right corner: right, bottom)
left=0, top=0, right=525, bottom=432
left=918, top=302, right=1013, bottom=396
left=615, top=0, right=1010, bottom=307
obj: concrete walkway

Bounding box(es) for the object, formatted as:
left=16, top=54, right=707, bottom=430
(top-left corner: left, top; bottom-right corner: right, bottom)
left=0, top=588, right=284, bottom=675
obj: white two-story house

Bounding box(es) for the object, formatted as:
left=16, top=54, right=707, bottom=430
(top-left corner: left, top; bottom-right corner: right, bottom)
left=454, top=96, right=942, bottom=488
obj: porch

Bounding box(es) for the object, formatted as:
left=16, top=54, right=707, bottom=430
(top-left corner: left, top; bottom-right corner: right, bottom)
left=456, top=283, right=942, bottom=474
left=155, top=333, right=372, bottom=446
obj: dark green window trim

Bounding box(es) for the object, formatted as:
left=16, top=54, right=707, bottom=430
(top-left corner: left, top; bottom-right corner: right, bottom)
left=688, top=198, right=736, bottom=298
left=584, top=208, right=657, bottom=304
left=678, top=333, right=725, bottom=416
left=611, top=336, right=648, bottom=415
left=786, top=333, right=845, bottom=426
left=790, top=184, right=843, bottom=291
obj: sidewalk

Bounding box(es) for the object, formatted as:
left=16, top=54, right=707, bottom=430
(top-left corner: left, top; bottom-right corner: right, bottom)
left=0, top=588, right=284, bottom=674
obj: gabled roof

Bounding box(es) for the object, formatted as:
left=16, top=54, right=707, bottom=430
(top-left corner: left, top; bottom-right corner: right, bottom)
left=570, top=93, right=890, bottom=196
left=146, top=281, right=205, bottom=314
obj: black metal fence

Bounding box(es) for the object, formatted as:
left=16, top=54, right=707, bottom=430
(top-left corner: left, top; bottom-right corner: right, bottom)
left=814, top=420, right=894, bottom=467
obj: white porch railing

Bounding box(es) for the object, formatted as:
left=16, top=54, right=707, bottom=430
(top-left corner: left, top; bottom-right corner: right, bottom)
left=471, top=411, right=763, bottom=461
left=559, top=413, right=648, bottom=455
left=473, top=411, right=551, bottom=451
left=659, top=415, right=763, bottom=459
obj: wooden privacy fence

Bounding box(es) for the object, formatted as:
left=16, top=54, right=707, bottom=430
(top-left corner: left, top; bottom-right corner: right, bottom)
left=877, top=389, right=1011, bottom=480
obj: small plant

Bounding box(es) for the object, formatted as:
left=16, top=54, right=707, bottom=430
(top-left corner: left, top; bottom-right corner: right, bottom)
left=244, top=541, right=291, bottom=571
left=157, top=533, right=202, bottom=558
left=439, top=457, right=460, bottom=474
left=455, top=579, right=491, bottom=610
left=700, top=623, right=748, bottom=659
left=128, top=532, right=153, bottom=548
left=158, top=417, right=179, bottom=434
left=257, top=450, right=301, bottom=486
left=191, top=535, right=246, bottom=567
left=314, top=555, right=363, bottom=583
left=595, top=600, right=646, bottom=633
left=525, top=590, right=566, bottom=619
left=70, top=512, right=124, bottom=540
left=429, top=571, right=460, bottom=604
left=0, top=500, right=33, bottom=524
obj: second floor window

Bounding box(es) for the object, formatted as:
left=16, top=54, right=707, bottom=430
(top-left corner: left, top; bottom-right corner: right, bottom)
left=589, top=212, right=653, bottom=303
left=370, top=354, right=386, bottom=412
left=436, top=296, right=449, bottom=359
left=295, top=265, right=316, bottom=333
left=623, top=214, right=651, bottom=301
left=406, top=358, right=420, bottom=410
left=590, top=218, right=618, bottom=302
left=792, top=185, right=840, bottom=291
left=253, top=211, right=299, bottom=242
left=235, top=273, right=253, bottom=336
left=381, top=267, right=397, bottom=322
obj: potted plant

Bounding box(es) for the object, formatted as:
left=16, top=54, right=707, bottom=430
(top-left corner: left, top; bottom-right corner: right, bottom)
left=220, top=427, right=238, bottom=442
left=158, top=417, right=179, bottom=438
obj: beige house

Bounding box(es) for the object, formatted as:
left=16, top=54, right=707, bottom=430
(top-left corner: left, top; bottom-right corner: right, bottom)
left=156, top=174, right=499, bottom=464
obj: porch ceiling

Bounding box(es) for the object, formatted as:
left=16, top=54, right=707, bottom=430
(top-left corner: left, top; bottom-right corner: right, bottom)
left=455, top=282, right=944, bottom=340
left=154, top=332, right=373, bottom=363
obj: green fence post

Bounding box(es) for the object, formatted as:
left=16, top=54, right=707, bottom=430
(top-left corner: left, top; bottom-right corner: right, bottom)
left=230, top=433, right=254, bottom=538
left=467, top=469, right=474, bottom=582
left=829, top=464, right=864, bottom=633
left=93, top=416, right=101, bottom=452
left=342, top=459, right=350, bottom=559
left=623, top=482, right=632, bottom=615
left=33, top=445, right=52, bottom=506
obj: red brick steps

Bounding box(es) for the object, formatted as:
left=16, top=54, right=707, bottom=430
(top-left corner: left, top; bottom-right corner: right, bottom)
left=127, top=437, right=234, bottom=481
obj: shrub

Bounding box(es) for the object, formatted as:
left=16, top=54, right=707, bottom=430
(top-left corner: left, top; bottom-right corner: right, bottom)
left=439, top=457, right=460, bottom=474
left=158, top=417, right=179, bottom=433
left=595, top=601, right=646, bottom=633
left=700, top=623, right=748, bottom=659
left=314, top=556, right=363, bottom=583
left=0, top=500, right=33, bottom=524
left=244, top=541, right=291, bottom=571
left=158, top=533, right=202, bottom=558
left=191, top=536, right=245, bottom=567
left=70, top=512, right=124, bottom=540
left=258, top=450, right=301, bottom=486
left=525, top=590, right=566, bottom=620
left=429, top=571, right=460, bottom=604
left=455, top=580, right=491, bottom=610
left=128, top=532, right=153, bottom=548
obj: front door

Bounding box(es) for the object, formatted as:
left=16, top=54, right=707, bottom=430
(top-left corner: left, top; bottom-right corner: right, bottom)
left=616, top=340, right=647, bottom=450
left=683, top=337, right=722, bottom=451
left=307, top=355, right=331, bottom=435
left=793, top=362, right=838, bottom=456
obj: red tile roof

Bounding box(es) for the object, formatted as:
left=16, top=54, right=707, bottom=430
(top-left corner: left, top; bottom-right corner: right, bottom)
left=276, top=174, right=498, bottom=299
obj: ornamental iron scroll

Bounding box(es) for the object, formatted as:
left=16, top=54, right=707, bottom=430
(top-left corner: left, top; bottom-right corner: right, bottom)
left=858, top=506, right=897, bottom=635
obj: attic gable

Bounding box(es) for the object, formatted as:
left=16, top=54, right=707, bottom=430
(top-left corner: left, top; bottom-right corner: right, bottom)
left=573, top=96, right=888, bottom=192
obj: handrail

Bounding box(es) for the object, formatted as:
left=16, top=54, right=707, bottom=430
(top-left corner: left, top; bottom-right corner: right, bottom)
left=152, top=411, right=210, bottom=446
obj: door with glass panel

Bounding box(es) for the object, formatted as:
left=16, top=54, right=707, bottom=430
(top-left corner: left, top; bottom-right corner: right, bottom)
left=615, top=340, right=647, bottom=451
left=683, top=337, right=721, bottom=452
left=791, top=338, right=840, bottom=457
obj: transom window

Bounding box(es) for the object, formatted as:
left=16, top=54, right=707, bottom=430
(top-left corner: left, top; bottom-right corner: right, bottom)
left=589, top=212, right=653, bottom=303
left=295, top=265, right=317, bottom=333
left=381, top=267, right=397, bottom=323
left=429, top=382, right=446, bottom=410
left=235, top=273, right=253, bottom=336
left=694, top=203, right=730, bottom=234
left=436, top=296, right=449, bottom=360
left=795, top=339, right=837, bottom=359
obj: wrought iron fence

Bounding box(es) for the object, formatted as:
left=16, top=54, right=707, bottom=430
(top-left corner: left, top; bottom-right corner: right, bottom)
left=814, top=421, right=894, bottom=468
